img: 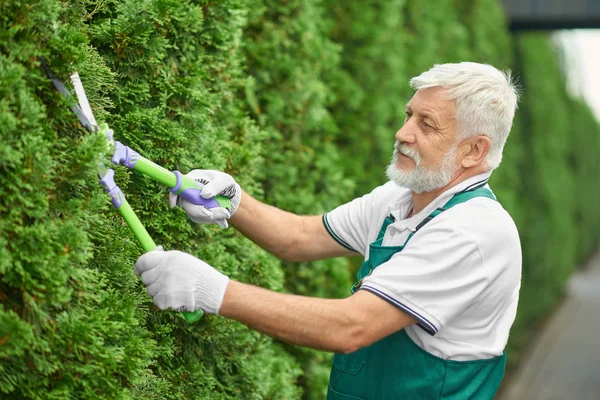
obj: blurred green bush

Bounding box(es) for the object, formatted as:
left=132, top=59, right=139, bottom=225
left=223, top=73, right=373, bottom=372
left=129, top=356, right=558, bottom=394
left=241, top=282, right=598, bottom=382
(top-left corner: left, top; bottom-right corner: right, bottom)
left=1, top=0, right=598, bottom=398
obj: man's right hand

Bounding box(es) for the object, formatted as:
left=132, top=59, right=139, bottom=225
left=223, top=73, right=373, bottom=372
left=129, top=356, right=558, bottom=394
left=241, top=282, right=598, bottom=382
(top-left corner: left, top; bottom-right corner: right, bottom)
left=169, top=170, right=241, bottom=229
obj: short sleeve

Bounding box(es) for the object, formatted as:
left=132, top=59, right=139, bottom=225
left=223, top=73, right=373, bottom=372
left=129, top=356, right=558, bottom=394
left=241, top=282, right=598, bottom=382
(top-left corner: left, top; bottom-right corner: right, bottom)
left=359, top=218, right=489, bottom=335
left=323, top=182, right=398, bottom=255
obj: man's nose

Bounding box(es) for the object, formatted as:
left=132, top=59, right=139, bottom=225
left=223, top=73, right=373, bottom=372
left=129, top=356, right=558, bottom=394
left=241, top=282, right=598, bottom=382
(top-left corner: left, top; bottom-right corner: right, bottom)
left=395, top=122, right=416, bottom=144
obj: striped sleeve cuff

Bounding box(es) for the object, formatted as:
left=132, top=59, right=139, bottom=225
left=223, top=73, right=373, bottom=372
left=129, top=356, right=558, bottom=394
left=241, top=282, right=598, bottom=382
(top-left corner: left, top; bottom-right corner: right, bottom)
left=360, top=284, right=439, bottom=336
left=322, top=213, right=357, bottom=253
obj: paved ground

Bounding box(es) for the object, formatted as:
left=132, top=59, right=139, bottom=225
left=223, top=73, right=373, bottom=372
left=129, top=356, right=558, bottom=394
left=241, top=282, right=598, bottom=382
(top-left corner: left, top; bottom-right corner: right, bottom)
left=498, top=250, right=600, bottom=400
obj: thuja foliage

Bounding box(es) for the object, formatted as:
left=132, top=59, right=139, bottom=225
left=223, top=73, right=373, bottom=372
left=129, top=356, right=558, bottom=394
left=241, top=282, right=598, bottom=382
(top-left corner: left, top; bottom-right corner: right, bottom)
left=501, top=33, right=600, bottom=368
left=1, top=0, right=599, bottom=399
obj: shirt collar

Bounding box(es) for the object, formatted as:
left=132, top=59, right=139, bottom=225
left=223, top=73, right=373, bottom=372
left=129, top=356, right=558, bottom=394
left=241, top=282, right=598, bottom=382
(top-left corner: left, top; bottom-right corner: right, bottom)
left=388, top=171, right=493, bottom=232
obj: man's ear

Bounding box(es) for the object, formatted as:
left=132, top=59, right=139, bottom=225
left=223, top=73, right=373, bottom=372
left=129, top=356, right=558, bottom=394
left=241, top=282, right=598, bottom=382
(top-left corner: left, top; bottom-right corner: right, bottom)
left=460, top=135, right=491, bottom=168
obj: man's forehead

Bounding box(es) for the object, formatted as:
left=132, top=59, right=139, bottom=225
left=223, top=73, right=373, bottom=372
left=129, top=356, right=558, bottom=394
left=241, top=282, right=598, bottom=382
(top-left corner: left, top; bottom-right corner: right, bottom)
left=406, top=87, right=456, bottom=116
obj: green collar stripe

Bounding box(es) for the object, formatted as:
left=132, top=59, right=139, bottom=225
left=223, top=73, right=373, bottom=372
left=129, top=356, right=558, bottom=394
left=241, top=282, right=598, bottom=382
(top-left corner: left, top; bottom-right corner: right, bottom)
left=460, top=178, right=490, bottom=193
left=322, top=213, right=357, bottom=252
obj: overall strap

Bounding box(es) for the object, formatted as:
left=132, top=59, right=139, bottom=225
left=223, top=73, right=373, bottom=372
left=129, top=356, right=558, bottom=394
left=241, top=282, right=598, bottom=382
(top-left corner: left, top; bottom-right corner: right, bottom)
left=374, top=180, right=495, bottom=248
left=411, top=180, right=495, bottom=240
left=376, top=215, right=396, bottom=240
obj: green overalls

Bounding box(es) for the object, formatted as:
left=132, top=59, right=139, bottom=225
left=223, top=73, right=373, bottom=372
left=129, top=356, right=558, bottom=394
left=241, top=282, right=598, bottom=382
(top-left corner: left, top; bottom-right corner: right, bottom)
left=327, top=186, right=506, bottom=400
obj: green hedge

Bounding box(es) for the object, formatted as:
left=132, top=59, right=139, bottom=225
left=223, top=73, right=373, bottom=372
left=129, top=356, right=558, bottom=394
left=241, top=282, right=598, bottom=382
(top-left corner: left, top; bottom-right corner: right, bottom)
left=500, top=33, right=600, bottom=367
left=1, top=0, right=599, bottom=398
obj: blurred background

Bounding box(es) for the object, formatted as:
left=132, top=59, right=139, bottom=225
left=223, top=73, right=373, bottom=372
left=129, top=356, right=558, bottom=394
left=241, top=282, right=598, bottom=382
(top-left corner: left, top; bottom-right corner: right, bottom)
left=1, top=0, right=599, bottom=399
left=496, top=3, right=600, bottom=399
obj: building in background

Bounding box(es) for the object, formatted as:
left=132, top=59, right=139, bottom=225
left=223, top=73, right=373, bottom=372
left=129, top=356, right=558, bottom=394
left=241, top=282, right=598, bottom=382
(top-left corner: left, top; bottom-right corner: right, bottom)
left=502, top=0, right=600, bottom=30
left=502, top=0, right=600, bottom=122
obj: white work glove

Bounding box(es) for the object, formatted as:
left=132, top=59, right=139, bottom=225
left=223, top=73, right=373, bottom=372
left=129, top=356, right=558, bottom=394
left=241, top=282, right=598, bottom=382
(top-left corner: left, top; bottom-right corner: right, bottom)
left=134, top=247, right=230, bottom=314
left=169, top=170, right=241, bottom=229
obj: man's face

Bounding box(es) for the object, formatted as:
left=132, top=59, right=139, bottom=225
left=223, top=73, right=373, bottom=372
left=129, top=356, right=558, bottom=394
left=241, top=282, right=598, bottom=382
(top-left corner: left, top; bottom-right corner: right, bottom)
left=386, top=87, right=460, bottom=193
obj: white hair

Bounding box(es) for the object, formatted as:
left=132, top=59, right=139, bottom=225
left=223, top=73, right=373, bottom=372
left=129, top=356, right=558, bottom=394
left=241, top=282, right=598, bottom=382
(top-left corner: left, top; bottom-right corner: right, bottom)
left=409, top=62, right=520, bottom=170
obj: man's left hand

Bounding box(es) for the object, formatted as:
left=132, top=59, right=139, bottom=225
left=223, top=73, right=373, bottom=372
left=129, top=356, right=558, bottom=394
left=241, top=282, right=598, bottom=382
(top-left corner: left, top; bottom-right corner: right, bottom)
left=134, top=247, right=230, bottom=314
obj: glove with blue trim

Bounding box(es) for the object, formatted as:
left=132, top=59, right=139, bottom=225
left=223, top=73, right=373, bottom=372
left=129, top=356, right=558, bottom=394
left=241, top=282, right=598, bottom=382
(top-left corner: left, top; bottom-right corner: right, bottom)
left=169, top=169, right=241, bottom=229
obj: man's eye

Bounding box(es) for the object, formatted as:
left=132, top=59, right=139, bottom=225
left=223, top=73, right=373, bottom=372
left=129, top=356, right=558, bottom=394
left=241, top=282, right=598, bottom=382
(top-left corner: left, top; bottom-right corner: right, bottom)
left=404, top=111, right=412, bottom=119
left=421, top=121, right=431, bottom=129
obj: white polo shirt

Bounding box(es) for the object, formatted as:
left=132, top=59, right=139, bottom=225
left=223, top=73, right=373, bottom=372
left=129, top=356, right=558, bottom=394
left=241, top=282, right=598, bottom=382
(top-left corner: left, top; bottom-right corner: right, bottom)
left=323, top=172, right=522, bottom=361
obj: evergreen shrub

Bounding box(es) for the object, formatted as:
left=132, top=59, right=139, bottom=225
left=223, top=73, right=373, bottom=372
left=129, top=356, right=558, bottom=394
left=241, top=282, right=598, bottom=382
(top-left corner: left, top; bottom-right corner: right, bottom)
left=1, top=0, right=599, bottom=398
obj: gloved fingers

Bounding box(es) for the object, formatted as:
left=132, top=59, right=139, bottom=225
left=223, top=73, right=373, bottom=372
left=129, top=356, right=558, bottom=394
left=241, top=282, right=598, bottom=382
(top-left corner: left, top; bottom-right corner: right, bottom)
left=211, top=207, right=231, bottom=220
left=169, top=192, right=179, bottom=209
left=211, top=207, right=231, bottom=229
left=185, top=169, right=213, bottom=181
left=181, top=200, right=213, bottom=219
left=144, top=257, right=185, bottom=298
left=134, top=246, right=165, bottom=275
left=145, top=280, right=162, bottom=298
left=188, top=206, right=230, bottom=228
left=201, top=177, right=234, bottom=199
left=153, top=292, right=195, bottom=311
left=139, top=267, right=163, bottom=286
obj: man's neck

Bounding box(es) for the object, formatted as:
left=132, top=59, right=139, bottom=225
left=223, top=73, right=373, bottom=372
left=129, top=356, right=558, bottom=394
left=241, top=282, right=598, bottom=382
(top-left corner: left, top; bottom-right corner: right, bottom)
left=408, top=167, right=488, bottom=217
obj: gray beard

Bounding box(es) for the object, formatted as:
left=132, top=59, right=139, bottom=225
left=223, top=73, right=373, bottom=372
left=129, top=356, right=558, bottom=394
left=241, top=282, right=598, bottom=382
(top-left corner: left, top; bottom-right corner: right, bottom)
left=386, top=144, right=457, bottom=193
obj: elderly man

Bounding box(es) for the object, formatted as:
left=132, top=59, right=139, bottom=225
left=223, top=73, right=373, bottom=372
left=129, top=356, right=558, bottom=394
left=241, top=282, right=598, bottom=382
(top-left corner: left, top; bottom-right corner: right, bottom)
left=135, top=62, right=522, bottom=399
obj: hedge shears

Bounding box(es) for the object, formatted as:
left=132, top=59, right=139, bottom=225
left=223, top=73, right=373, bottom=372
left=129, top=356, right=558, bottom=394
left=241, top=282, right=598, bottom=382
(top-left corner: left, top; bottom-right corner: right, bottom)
left=42, top=59, right=230, bottom=324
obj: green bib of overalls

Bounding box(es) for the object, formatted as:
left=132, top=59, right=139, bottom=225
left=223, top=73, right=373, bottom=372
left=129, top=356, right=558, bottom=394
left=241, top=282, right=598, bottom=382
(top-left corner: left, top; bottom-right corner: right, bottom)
left=327, top=186, right=507, bottom=400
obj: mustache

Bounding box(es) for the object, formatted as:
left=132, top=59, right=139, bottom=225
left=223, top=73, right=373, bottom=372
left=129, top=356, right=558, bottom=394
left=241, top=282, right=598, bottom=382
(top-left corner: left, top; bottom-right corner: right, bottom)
left=393, top=142, right=420, bottom=164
